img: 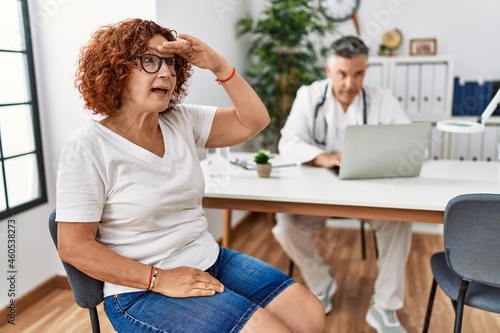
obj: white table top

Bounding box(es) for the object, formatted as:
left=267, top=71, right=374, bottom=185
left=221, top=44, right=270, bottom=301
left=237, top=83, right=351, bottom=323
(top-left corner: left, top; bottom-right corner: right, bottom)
left=203, top=153, right=500, bottom=213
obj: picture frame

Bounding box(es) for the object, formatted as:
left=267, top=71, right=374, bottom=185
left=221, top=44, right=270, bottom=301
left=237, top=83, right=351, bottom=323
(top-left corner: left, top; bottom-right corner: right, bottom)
left=410, top=38, right=437, bottom=56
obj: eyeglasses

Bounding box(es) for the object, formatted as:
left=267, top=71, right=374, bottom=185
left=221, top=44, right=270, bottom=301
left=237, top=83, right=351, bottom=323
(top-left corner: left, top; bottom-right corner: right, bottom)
left=135, top=54, right=183, bottom=76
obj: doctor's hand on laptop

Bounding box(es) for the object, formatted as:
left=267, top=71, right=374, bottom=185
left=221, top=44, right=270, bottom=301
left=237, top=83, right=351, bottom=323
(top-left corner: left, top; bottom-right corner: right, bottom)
left=311, top=153, right=342, bottom=169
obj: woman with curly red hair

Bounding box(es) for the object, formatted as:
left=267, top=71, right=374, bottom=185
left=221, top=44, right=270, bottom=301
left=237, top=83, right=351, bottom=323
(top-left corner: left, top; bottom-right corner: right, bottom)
left=56, top=18, right=324, bottom=333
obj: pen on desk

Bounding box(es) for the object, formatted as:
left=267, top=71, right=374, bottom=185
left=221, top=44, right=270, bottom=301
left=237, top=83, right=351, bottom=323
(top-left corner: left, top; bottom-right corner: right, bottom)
left=230, top=158, right=298, bottom=169
left=271, top=162, right=299, bottom=168
left=230, top=158, right=255, bottom=170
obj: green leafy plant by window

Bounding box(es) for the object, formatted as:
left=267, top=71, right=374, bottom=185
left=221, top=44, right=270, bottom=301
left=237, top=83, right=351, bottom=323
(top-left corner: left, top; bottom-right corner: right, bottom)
left=237, top=0, right=336, bottom=150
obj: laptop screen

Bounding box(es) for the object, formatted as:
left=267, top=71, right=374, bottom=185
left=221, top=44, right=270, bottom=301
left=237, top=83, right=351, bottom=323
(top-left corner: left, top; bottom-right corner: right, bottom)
left=338, top=123, right=432, bottom=180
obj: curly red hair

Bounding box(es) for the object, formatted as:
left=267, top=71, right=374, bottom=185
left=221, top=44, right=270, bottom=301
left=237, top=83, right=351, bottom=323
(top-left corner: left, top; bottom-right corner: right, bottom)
left=75, top=18, right=192, bottom=116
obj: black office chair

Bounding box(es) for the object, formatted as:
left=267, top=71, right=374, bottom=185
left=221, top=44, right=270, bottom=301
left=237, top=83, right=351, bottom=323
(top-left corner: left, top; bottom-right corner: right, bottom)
left=48, top=209, right=104, bottom=333
left=288, top=219, right=378, bottom=276
left=422, top=194, right=500, bottom=333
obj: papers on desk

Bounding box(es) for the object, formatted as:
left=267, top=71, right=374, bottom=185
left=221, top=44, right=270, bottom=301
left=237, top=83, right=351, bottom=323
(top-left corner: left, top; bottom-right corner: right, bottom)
left=230, top=157, right=298, bottom=170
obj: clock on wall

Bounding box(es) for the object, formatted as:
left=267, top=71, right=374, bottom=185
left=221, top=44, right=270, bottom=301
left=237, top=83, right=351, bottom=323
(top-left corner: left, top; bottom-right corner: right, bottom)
left=319, top=0, right=361, bottom=22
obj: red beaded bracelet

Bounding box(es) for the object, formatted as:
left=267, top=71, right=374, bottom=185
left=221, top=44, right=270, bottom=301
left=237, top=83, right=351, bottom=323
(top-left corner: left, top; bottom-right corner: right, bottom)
left=215, top=67, right=236, bottom=84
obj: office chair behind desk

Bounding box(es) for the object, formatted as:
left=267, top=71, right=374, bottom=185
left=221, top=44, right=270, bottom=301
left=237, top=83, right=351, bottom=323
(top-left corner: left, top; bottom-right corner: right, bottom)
left=48, top=209, right=103, bottom=333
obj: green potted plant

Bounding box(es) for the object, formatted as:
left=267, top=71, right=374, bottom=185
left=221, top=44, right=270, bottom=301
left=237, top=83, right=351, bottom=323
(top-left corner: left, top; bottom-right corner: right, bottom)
left=254, top=149, right=272, bottom=178
left=237, top=0, right=336, bottom=150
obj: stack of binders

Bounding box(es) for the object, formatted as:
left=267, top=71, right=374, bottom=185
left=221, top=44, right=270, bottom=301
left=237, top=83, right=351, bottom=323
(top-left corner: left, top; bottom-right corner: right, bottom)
left=452, top=77, right=500, bottom=117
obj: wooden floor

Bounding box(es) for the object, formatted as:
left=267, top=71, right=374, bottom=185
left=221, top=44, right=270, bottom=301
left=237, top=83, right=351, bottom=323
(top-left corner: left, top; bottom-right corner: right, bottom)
left=2, top=213, right=499, bottom=332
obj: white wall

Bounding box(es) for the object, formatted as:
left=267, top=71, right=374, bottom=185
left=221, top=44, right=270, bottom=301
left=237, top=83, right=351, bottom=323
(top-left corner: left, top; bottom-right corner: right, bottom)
left=0, top=0, right=157, bottom=309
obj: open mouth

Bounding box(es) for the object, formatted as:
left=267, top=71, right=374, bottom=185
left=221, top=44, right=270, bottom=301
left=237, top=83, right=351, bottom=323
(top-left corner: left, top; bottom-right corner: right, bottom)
left=151, top=87, right=168, bottom=94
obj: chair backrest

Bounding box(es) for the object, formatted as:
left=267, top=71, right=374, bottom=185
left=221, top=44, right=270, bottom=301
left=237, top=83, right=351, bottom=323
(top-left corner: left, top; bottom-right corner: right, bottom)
left=48, top=209, right=104, bottom=308
left=444, top=193, right=500, bottom=287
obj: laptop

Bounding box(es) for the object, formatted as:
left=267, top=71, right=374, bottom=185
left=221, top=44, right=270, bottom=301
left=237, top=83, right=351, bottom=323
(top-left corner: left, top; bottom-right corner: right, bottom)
left=337, top=123, right=432, bottom=180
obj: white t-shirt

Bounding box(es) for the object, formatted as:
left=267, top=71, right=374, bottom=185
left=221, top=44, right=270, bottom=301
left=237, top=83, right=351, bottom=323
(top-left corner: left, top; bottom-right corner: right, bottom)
left=56, top=104, right=219, bottom=297
left=279, top=78, right=411, bottom=164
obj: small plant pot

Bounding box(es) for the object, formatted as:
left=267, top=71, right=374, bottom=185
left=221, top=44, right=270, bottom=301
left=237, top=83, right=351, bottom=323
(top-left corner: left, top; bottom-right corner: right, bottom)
left=256, top=163, right=272, bottom=178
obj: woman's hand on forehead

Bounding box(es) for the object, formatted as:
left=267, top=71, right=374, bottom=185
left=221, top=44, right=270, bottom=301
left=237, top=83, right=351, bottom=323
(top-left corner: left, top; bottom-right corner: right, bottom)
left=156, top=33, right=194, bottom=55
left=157, top=33, right=227, bottom=72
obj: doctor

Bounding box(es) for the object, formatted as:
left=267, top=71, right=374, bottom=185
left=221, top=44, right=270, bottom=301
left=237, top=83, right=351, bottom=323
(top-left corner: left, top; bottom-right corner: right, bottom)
left=273, top=36, right=412, bottom=333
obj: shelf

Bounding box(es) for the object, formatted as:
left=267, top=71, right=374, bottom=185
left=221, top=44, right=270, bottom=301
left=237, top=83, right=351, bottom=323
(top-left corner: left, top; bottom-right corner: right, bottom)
left=439, top=116, right=500, bottom=125
left=367, top=56, right=455, bottom=122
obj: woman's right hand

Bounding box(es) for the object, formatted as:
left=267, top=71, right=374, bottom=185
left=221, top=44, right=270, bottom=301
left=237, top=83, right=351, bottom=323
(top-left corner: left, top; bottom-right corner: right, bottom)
left=154, top=266, right=224, bottom=297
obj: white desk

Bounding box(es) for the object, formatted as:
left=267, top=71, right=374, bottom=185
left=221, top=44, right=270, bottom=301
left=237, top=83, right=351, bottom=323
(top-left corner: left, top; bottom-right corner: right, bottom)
left=202, top=155, right=500, bottom=247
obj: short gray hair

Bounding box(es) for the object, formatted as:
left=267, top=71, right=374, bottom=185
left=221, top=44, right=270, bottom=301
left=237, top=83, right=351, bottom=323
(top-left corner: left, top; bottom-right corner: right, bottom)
left=326, top=36, right=368, bottom=66
left=329, top=36, right=368, bottom=60
left=328, top=36, right=368, bottom=63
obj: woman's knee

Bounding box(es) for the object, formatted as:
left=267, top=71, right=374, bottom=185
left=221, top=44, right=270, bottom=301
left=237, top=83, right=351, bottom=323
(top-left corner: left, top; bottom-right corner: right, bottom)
left=240, top=308, right=291, bottom=333
left=266, top=283, right=325, bottom=333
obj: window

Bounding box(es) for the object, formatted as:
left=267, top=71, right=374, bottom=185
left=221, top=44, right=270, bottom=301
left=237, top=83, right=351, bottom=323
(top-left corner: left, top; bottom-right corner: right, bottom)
left=0, top=0, right=47, bottom=219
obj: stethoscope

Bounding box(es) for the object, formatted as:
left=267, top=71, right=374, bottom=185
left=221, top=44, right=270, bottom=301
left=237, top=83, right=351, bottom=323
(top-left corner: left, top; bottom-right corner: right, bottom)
left=313, top=84, right=367, bottom=146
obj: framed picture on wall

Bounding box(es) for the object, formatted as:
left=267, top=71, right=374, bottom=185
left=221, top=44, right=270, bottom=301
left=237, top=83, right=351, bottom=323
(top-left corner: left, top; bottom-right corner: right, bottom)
left=410, top=38, right=437, bottom=56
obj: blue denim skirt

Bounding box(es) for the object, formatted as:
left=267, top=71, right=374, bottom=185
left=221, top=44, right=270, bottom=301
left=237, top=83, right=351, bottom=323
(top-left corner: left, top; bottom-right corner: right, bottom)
left=104, top=248, right=295, bottom=332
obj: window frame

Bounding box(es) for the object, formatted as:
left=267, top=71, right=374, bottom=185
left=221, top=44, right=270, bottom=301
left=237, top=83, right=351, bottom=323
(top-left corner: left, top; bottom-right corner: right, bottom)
left=0, top=0, right=47, bottom=219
